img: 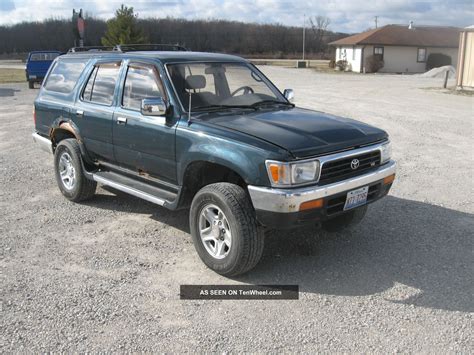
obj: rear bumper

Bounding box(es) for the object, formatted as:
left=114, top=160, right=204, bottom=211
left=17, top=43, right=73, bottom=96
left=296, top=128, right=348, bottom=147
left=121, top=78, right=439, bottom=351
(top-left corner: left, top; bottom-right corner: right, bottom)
left=26, top=74, right=45, bottom=81
left=32, top=132, right=53, bottom=154
left=248, top=160, right=396, bottom=228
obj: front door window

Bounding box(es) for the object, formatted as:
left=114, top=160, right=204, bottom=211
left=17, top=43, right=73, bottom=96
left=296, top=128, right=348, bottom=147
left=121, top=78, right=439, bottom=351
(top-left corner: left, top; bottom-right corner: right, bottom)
left=122, top=64, right=165, bottom=111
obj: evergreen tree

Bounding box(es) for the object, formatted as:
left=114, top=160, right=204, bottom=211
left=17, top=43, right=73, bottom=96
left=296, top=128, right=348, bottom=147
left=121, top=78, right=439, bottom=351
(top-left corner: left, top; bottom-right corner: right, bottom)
left=101, top=5, right=146, bottom=46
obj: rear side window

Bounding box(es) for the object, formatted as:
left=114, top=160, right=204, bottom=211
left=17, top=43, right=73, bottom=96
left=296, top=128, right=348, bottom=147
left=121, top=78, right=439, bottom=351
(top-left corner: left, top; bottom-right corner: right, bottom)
left=29, top=52, right=59, bottom=61
left=122, top=65, right=165, bottom=110
left=82, top=63, right=121, bottom=106
left=44, top=59, right=86, bottom=94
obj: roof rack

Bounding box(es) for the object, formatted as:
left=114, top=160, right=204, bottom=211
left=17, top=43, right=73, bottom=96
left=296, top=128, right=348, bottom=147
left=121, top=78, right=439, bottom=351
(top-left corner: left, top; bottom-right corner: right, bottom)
left=67, top=46, right=115, bottom=53
left=113, top=44, right=189, bottom=52
left=67, top=43, right=189, bottom=55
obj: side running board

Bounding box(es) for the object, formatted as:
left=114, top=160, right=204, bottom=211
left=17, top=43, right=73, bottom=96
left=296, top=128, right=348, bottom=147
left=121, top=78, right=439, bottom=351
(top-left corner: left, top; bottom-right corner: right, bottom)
left=89, top=170, right=178, bottom=208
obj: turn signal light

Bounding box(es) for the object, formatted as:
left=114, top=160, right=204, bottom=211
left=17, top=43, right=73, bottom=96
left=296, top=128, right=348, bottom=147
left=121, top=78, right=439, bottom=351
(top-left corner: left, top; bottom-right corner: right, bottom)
left=383, top=174, right=395, bottom=185
left=269, top=164, right=280, bottom=182
left=299, top=198, right=323, bottom=211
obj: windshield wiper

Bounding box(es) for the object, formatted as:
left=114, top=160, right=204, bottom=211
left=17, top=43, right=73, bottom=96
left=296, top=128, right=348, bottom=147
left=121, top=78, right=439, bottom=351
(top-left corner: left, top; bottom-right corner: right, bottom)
left=192, top=104, right=257, bottom=112
left=251, top=100, right=295, bottom=108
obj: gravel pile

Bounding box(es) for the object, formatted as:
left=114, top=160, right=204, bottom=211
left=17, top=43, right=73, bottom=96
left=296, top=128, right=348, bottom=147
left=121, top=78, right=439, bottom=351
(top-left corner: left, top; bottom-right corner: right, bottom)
left=420, top=65, right=456, bottom=78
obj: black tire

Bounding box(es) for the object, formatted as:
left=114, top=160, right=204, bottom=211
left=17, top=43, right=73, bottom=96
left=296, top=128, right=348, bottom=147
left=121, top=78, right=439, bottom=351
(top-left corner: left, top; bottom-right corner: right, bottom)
left=54, top=138, right=96, bottom=202
left=28, top=81, right=34, bottom=89
left=322, top=205, right=368, bottom=233
left=189, top=183, right=264, bottom=276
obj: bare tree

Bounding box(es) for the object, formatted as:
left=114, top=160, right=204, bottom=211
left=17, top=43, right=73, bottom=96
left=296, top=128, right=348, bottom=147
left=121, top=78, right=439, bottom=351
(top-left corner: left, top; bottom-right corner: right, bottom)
left=309, top=16, right=331, bottom=54
left=0, top=14, right=347, bottom=59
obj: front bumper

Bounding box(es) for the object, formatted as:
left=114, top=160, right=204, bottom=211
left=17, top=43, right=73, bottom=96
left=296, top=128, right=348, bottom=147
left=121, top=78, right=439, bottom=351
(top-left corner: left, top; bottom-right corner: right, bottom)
left=248, top=160, right=396, bottom=228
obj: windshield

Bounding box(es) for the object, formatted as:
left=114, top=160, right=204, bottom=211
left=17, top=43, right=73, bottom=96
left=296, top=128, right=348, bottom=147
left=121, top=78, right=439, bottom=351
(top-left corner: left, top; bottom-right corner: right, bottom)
left=167, top=62, right=287, bottom=111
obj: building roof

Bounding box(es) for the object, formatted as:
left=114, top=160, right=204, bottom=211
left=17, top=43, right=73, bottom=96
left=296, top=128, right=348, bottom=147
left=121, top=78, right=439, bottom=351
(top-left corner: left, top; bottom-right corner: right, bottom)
left=329, top=24, right=460, bottom=48
left=464, top=25, right=474, bottom=32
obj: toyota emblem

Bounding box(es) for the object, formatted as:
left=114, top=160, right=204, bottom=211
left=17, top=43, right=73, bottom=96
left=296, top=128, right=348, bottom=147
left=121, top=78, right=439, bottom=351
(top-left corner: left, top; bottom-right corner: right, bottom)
left=351, top=159, right=360, bottom=170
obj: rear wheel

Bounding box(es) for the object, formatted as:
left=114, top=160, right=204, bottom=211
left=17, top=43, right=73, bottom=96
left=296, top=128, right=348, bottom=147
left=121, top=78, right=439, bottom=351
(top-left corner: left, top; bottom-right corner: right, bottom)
left=28, top=81, right=34, bottom=89
left=322, top=205, right=368, bottom=232
left=54, top=138, right=96, bottom=202
left=190, top=183, right=264, bottom=276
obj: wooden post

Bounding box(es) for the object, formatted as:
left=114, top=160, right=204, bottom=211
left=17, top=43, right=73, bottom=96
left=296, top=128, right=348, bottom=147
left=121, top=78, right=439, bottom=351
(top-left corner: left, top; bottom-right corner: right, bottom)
left=443, top=70, right=449, bottom=89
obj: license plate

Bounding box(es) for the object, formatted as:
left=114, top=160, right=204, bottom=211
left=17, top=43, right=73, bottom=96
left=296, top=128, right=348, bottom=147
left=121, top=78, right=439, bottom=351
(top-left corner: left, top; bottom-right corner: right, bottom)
left=344, top=186, right=368, bottom=211
left=29, top=75, right=37, bottom=79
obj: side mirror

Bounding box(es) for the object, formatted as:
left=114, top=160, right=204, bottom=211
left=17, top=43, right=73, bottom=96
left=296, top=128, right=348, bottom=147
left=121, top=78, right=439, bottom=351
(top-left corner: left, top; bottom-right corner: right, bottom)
left=141, top=97, right=169, bottom=116
left=283, top=89, right=294, bottom=102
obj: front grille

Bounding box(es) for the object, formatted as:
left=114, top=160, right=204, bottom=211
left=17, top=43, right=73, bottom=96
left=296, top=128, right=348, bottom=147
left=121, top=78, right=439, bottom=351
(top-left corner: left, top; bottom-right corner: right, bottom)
left=318, top=150, right=381, bottom=185
left=326, top=183, right=381, bottom=215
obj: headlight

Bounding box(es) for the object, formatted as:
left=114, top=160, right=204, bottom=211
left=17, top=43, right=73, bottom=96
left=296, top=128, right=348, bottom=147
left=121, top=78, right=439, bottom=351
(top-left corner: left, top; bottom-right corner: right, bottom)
left=380, top=141, right=392, bottom=163
left=266, top=160, right=320, bottom=187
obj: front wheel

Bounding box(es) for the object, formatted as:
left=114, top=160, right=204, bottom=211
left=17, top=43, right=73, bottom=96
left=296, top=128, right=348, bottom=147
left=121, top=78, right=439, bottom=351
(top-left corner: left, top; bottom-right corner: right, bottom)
left=28, top=81, right=34, bottom=89
left=189, top=183, right=264, bottom=276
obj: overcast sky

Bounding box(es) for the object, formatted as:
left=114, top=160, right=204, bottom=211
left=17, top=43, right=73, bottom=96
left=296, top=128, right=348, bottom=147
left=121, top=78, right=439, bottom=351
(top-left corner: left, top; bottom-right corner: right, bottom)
left=0, top=0, right=472, bottom=32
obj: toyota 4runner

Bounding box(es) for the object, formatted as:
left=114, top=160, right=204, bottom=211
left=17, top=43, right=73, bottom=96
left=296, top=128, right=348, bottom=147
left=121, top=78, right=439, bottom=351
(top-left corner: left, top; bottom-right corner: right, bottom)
left=32, top=47, right=396, bottom=276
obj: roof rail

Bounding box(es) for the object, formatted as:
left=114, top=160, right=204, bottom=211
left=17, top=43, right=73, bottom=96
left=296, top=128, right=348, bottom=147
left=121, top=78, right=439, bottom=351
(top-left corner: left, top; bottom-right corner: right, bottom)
left=68, top=46, right=115, bottom=53
left=113, top=44, right=189, bottom=52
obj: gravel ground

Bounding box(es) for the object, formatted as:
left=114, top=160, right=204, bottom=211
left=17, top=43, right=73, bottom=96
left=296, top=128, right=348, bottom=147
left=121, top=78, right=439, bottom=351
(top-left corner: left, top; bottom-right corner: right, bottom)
left=1, top=68, right=473, bottom=352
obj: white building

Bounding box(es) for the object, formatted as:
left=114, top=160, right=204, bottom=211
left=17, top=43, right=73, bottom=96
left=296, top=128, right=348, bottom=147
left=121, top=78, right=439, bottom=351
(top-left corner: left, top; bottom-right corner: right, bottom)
left=329, top=24, right=460, bottom=73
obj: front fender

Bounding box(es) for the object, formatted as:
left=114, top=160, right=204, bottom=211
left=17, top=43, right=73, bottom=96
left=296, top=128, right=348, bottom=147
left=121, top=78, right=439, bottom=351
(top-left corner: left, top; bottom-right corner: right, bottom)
left=176, top=123, right=289, bottom=186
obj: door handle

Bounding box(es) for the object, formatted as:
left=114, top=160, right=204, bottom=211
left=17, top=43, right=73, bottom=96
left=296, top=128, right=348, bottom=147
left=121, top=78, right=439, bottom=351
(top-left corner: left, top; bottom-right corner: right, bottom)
left=76, top=110, right=84, bottom=117
left=117, top=117, right=127, bottom=125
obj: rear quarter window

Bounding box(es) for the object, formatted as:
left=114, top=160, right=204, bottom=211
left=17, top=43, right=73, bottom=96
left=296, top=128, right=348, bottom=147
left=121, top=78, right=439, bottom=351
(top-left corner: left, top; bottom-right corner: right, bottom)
left=44, top=59, right=86, bottom=94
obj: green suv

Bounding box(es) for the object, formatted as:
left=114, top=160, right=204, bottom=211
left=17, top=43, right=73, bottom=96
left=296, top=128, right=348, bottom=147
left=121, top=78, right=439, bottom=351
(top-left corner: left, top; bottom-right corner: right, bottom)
left=32, top=47, right=396, bottom=276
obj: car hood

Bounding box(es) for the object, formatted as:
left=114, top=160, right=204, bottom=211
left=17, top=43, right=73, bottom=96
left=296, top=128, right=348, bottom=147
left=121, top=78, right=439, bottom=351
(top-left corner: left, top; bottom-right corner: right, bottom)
left=197, top=107, right=388, bottom=158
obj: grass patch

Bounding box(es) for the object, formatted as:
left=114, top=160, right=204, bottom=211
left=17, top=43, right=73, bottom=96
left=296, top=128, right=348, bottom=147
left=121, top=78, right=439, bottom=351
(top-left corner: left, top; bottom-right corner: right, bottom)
left=449, top=88, right=474, bottom=96
left=421, top=86, right=474, bottom=96
left=0, top=68, right=25, bottom=83
left=311, top=67, right=359, bottom=75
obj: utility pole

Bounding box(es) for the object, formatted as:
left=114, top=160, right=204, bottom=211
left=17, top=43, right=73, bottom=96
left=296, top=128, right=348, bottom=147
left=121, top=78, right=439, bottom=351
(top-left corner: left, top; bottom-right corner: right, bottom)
left=302, top=14, right=306, bottom=61
left=374, top=16, right=378, bottom=29
left=72, top=8, right=85, bottom=47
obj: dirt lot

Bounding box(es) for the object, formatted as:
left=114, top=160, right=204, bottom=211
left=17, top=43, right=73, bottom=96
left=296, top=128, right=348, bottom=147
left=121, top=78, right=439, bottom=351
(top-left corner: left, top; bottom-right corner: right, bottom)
left=1, top=68, right=473, bottom=352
